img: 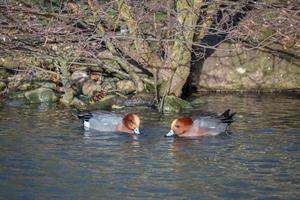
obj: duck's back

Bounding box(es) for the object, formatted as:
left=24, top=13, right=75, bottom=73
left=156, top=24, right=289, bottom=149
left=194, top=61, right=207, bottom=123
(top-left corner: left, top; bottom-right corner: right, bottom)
left=86, top=112, right=123, bottom=132
left=194, top=117, right=228, bottom=135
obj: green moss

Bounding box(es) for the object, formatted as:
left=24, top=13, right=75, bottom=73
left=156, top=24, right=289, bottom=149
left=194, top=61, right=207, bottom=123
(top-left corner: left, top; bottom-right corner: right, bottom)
left=17, top=82, right=33, bottom=91
left=0, top=69, right=11, bottom=79
left=148, top=41, right=161, bottom=52
left=37, top=16, right=48, bottom=26
left=163, top=95, right=191, bottom=113
left=70, top=97, right=87, bottom=110
left=9, top=91, right=25, bottom=99
left=158, top=79, right=169, bottom=97
left=25, top=88, right=57, bottom=103
left=88, top=95, right=116, bottom=110
left=258, top=27, right=276, bottom=41
left=155, top=11, right=167, bottom=21
left=176, top=65, right=190, bottom=79
left=144, top=81, right=155, bottom=93
left=190, top=98, right=206, bottom=107
left=32, top=81, right=56, bottom=89
left=0, top=81, right=6, bottom=91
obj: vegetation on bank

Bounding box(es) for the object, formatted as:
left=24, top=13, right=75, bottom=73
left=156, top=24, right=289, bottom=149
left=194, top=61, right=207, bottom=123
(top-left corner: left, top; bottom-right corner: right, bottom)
left=0, top=0, right=299, bottom=111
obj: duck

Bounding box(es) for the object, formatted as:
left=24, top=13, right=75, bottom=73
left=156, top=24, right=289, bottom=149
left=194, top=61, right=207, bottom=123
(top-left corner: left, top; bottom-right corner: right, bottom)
left=76, top=111, right=141, bottom=134
left=165, top=109, right=236, bottom=137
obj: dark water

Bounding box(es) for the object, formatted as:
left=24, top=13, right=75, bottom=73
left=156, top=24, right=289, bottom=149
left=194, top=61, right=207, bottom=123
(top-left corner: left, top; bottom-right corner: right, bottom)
left=0, top=94, right=299, bottom=200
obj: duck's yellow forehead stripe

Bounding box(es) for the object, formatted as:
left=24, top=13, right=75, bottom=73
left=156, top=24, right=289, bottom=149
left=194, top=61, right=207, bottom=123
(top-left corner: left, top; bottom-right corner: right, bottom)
left=171, top=119, right=178, bottom=129
left=135, top=115, right=140, bottom=126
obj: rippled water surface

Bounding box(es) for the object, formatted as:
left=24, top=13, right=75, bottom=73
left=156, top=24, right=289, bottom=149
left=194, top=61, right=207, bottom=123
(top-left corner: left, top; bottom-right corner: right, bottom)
left=0, top=94, right=299, bottom=199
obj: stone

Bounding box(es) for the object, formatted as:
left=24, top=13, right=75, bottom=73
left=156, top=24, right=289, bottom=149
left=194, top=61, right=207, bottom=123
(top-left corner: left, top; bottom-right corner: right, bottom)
left=190, top=98, right=206, bottom=107
left=33, top=81, right=56, bottom=89
left=102, top=81, right=116, bottom=91
left=122, top=93, right=155, bottom=107
left=197, top=42, right=300, bottom=92
left=163, top=95, right=191, bottom=113
left=91, top=73, right=103, bottom=83
left=17, top=82, right=32, bottom=91
left=24, top=88, right=57, bottom=103
left=82, top=80, right=102, bottom=97
left=88, top=95, right=116, bottom=110
left=116, top=80, right=136, bottom=94
left=60, top=89, right=75, bottom=105
left=0, top=81, right=6, bottom=91
left=0, top=69, right=10, bottom=79
left=71, top=71, right=88, bottom=82
left=7, top=81, right=19, bottom=89
left=7, top=74, right=28, bottom=82
left=8, top=91, right=25, bottom=99
left=112, top=104, right=124, bottom=109
left=70, top=97, right=87, bottom=110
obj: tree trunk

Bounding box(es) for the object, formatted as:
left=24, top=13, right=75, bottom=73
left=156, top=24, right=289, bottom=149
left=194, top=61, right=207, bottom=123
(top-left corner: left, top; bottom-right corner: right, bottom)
left=159, top=0, right=204, bottom=97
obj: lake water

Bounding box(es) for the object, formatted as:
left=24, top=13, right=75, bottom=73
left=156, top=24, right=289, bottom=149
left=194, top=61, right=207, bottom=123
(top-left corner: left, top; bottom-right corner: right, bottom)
left=0, top=94, right=299, bottom=199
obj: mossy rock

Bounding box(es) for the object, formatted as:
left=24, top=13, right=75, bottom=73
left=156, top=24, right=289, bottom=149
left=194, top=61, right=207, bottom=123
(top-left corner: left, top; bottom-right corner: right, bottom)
left=163, top=96, right=191, bottom=113
left=198, top=42, right=300, bottom=91
left=33, top=80, right=56, bottom=89
left=122, top=93, right=155, bottom=107
left=0, top=81, right=6, bottom=91
left=8, top=91, right=26, bottom=99
left=7, top=81, right=19, bottom=89
left=88, top=95, right=116, bottom=110
left=0, top=69, right=11, bottom=79
left=190, top=98, right=206, bottom=107
left=102, top=81, right=116, bottom=91
left=60, top=90, right=75, bottom=105
left=258, top=27, right=276, bottom=41
left=25, top=88, right=57, bottom=103
left=71, top=71, right=88, bottom=82
left=70, top=97, right=87, bottom=110
left=17, top=82, right=32, bottom=91
left=116, top=80, right=136, bottom=94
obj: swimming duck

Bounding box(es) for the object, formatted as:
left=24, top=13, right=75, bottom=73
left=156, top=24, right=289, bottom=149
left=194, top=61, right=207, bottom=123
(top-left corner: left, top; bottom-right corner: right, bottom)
left=165, top=109, right=236, bottom=137
left=76, top=111, right=141, bottom=134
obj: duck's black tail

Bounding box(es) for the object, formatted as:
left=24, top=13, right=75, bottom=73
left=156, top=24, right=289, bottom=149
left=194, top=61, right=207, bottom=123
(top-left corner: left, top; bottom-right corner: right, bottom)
left=219, top=109, right=236, bottom=124
left=72, top=110, right=93, bottom=122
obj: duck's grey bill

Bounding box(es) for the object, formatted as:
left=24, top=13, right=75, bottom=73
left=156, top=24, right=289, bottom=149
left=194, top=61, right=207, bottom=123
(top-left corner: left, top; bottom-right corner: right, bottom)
left=165, top=130, right=175, bottom=137
left=134, top=128, right=141, bottom=135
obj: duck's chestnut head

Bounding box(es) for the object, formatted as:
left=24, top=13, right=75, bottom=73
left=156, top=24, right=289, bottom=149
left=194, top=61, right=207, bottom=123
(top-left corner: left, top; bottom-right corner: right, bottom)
left=123, top=113, right=141, bottom=134
left=165, top=117, right=193, bottom=137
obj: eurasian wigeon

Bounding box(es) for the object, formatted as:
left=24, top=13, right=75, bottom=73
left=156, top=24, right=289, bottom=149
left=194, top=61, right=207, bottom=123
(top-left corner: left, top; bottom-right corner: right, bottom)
left=77, top=111, right=141, bottom=134
left=165, top=109, right=236, bottom=137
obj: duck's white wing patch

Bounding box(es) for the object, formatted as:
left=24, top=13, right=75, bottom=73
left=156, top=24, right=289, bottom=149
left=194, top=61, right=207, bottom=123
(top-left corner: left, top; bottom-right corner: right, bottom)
left=84, top=121, right=90, bottom=129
